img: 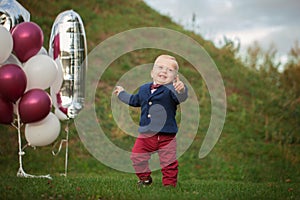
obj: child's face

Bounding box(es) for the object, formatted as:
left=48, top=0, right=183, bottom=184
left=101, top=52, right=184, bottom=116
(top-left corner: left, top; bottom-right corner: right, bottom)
left=151, top=58, right=178, bottom=85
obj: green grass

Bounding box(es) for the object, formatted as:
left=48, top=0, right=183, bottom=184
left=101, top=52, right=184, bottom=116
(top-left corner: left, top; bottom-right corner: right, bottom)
left=1, top=127, right=299, bottom=199
left=1, top=174, right=298, bottom=200
left=1, top=0, right=299, bottom=199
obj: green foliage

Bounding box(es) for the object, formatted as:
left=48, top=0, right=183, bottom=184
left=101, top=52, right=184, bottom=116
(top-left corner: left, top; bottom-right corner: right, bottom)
left=281, top=41, right=300, bottom=96
left=239, top=40, right=300, bottom=144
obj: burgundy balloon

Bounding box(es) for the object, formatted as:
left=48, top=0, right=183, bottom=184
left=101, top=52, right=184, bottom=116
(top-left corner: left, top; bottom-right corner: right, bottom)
left=0, top=95, right=14, bottom=124
left=11, top=22, right=44, bottom=62
left=53, top=34, right=60, bottom=60
left=0, top=64, right=27, bottom=103
left=18, top=89, right=52, bottom=123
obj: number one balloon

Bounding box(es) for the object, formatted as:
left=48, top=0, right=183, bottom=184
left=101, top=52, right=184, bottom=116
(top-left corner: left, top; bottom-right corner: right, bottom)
left=48, top=10, right=88, bottom=177
left=49, top=10, right=87, bottom=119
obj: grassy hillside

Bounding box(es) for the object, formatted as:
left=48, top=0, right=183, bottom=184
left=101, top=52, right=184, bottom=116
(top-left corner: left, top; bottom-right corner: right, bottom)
left=0, top=0, right=299, bottom=199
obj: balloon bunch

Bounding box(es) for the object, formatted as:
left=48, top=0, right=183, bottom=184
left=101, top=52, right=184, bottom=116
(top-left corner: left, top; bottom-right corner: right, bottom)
left=0, top=23, right=61, bottom=147
left=0, top=1, right=87, bottom=178
left=0, top=21, right=58, bottom=179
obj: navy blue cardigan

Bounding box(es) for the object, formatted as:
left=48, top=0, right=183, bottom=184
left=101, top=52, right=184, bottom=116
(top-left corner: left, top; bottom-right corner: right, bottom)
left=118, top=82, right=188, bottom=134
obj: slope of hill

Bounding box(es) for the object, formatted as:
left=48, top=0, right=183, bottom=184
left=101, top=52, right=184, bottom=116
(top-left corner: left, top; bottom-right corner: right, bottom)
left=1, top=0, right=299, bottom=190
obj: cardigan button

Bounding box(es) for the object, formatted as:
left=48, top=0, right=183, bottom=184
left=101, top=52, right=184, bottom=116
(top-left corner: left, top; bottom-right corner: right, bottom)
left=148, top=101, right=152, bottom=105
left=147, top=114, right=151, bottom=118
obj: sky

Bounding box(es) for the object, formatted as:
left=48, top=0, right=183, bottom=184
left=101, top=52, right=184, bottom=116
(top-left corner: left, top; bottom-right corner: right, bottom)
left=143, top=0, right=300, bottom=61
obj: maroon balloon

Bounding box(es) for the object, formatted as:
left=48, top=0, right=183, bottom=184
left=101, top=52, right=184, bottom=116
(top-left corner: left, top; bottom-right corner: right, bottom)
left=11, top=22, right=44, bottom=62
left=53, top=34, right=60, bottom=60
left=18, top=89, right=52, bottom=123
left=0, top=64, right=27, bottom=103
left=0, top=95, right=14, bottom=124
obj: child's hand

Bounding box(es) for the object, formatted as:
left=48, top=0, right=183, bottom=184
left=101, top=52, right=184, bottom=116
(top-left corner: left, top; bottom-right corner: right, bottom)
left=114, top=86, right=124, bottom=96
left=173, top=75, right=185, bottom=94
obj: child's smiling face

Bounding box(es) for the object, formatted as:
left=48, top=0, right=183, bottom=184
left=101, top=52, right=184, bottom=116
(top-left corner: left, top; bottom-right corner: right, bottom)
left=151, top=56, right=178, bottom=85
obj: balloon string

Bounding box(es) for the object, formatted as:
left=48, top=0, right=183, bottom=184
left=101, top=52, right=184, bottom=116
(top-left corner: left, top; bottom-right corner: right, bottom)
left=64, top=120, right=69, bottom=176
left=51, top=120, right=70, bottom=177
left=16, top=111, right=24, bottom=172
left=21, top=143, right=29, bottom=152
left=11, top=118, right=23, bottom=129
left=13, top=110, right=52, bottom=179
left=52, top=139, right=67, bottom=156
left=11, top=121, right=18, bottom=129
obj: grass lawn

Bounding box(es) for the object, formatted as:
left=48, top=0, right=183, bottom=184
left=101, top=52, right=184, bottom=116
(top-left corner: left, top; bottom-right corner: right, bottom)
left=1, top=173, right=299, bottom=200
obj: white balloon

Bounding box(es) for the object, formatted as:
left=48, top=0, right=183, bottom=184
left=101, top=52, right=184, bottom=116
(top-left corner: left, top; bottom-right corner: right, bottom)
left=23, top=54, right=58, bottom=90
left=50, top=58, right=64, bottom=95
left=1, top=54, right=22, bottom=67
left=49, top=58, right=68, bottom=121
left=50, top=89, right=59, bottom=108
left=0, top=26, right=13, bottom=64
left=38, top=46, right=48, bottom=56
left=54, top=107, right=68, bottom=121
left=50, top=58, right=64, bottom=114
left=25, top=112, right=61, bottom=147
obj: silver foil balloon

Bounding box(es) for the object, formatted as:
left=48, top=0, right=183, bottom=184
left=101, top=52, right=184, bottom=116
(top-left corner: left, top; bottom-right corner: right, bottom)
left=0, top=0, right=30, bottom=31
left=49, top=10, right=87, bottom=118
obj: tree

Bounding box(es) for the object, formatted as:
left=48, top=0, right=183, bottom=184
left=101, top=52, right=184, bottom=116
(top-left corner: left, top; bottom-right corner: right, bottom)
left=281, top=41, right=300, bottom=97
left=245, top=41, right=263, bottom=70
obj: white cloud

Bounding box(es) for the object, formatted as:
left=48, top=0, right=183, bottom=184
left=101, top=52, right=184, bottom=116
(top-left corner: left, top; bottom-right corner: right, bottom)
left=215, top=26, right=284, bottom=46
left=143, top=0, right=300, bottom=55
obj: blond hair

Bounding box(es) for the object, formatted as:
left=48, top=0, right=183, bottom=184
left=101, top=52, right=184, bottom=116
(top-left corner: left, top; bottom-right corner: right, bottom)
left=154, top=55, right=179, bottom=70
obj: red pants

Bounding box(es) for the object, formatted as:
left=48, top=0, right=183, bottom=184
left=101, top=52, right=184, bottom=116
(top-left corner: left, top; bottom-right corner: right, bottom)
left=130, top=133, right=178, bottom=187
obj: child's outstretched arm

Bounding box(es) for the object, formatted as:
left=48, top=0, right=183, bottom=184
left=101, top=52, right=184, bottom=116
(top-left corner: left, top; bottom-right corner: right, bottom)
left=113, top=86, right=124, bottom=96
left=114, top=86, right=141, bottom=107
